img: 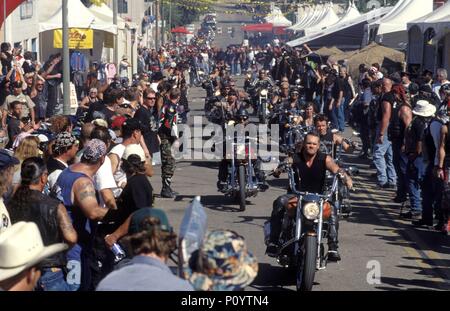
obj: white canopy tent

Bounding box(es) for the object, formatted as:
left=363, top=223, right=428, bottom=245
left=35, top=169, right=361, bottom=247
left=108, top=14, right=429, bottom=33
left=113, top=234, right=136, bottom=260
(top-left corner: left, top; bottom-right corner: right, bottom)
left=365, top=0, right=433, bottom=49
left=287, top=6, right=392, bottom=49
left=264, top=7, right=292, bottom=27
left=302, top=3, right=340, bottom=37
left=288, top=4, right=326, bottom=31
left=39, top=0, right=117, bottom=34
left=334, top=1, right=361, bottom=25
left=38, top=0, right=118, bottom=65
left=407, top=1, right=450, bottom=72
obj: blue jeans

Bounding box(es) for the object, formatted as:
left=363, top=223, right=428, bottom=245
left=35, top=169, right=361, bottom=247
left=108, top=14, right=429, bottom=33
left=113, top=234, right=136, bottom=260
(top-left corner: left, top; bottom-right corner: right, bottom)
left=406, top=157, right=425, bottom=214
left=328, top=104, right=339, bottom=130
left=36, top=269, right=78, bottom=291
left=373, top=127, right=397, bottom=185
left=421, top=164, right=442, bottom=224
left=235, top=63, right=241, bottom=75
left=392, top=139, right=408, bottom=199
left=337, top=100, right=347, bottom=132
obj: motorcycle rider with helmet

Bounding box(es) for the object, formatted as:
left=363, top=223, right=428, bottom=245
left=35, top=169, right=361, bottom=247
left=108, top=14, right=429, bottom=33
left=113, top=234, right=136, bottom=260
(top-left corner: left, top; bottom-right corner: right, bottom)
left=267, top=131, right=353, bottom=261
left=216, top=107, right=266, bottom=192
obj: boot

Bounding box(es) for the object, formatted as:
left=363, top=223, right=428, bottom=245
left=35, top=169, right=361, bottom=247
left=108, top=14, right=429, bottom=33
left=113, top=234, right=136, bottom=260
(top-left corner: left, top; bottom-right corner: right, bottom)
left=161, top=177, right=177, bottom=198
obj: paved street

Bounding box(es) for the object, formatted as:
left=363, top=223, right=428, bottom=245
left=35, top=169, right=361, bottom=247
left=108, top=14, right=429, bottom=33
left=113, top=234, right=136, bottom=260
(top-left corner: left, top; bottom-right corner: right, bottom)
left=150, top=4, right=450, bottom=291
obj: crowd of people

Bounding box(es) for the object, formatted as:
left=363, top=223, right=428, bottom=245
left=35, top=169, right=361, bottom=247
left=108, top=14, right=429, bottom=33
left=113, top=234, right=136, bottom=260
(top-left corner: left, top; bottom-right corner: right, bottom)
left=0, top=21, right=449, bottom=291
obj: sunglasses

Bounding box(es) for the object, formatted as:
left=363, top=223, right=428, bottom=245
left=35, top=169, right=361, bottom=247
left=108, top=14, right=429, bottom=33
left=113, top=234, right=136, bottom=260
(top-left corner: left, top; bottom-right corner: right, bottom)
left=146, top=97, right=156, bottom=100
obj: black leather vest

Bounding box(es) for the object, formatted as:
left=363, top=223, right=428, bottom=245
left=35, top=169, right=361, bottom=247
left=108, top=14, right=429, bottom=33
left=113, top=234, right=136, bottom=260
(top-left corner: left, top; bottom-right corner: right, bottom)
left=9, top=190, right=66, bottom=268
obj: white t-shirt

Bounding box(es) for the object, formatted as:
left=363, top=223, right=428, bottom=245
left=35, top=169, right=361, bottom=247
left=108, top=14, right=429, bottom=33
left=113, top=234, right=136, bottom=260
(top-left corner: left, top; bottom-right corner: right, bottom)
left=109, top=144, right=127, bottom=198
left=94, top=156, right=117, bottom=207
left=0, top=198, right=11, bottom=234
left=150, top=82, right=159, bottom=93
left=200, top=52, right=209, bottom=63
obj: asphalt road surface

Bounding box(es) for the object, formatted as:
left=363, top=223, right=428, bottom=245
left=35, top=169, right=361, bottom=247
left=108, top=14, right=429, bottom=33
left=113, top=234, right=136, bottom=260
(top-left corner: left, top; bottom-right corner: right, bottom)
left=154, top=5, right=450, bottom=291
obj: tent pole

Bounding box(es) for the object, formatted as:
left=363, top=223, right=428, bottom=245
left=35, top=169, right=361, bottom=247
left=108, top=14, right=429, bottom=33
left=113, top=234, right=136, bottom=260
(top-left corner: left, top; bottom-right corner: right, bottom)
left=62, top=0, right=71, bottom=115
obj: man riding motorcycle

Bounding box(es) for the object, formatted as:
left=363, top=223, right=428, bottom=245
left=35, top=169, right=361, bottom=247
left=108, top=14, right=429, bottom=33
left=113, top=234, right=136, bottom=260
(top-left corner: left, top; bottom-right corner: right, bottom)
left=314, top=114, right=356, bottom=158
left=267, top=132, right=353, bottom=261
left=216, top=107, right=266, bottom=191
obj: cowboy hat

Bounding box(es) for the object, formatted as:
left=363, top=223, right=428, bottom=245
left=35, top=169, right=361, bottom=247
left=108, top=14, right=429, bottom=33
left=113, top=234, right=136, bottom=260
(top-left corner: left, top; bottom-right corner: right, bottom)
left=0, top=222, right=67, bottom=282
left=412, top=100, right=436, bottom=118
left=185, top=230, right=258, bottom=291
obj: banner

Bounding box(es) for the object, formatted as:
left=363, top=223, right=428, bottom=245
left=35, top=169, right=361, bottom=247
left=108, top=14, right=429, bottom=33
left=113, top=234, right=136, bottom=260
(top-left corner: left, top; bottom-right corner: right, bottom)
left=53, top=28, right=94, bottom=49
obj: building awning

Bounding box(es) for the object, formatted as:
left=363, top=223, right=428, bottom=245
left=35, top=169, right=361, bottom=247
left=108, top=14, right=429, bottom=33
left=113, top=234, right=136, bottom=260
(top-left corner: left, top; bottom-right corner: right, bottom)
left=242, top=23, right=287, bottom=34
left=0, top=0, right=25, bottom=27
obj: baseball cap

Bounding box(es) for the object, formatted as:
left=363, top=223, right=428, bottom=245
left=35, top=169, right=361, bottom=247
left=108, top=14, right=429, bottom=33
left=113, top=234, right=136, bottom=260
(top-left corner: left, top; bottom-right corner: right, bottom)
left=122, top=144, right=146, bottom=162
left=122, top=118, right=142, bottom=137
left=111, top=115, right=127, bottom=130
left=152, top=72, right=163, bottom=82
left=0, top=149, right=19, bottom=170
left=128, top=208, right=172, bottom=234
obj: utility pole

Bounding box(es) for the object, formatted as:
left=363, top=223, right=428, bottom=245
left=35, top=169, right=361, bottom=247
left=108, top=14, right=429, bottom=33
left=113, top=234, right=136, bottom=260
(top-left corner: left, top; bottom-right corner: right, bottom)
left=169, top=0, right=172, bottom=41
left=161, top=0, right=165, bottom=46
left=62, top=0, right=70, bottom=115
left=155, top=0, right=160, bottom=50
left=113, top=0, right=119, bottom=67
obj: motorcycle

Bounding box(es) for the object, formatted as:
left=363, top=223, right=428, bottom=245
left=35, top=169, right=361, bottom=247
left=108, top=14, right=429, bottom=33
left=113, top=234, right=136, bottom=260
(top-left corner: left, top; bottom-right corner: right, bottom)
left=253, top=84, right=272, bottom=124
left=192, top=66, right=207, bottom=87
left=265, top=161, right=340, bottom=291
left=281, top=121, right=309, bottom=155
left=220, top=122, right=267, bottom=211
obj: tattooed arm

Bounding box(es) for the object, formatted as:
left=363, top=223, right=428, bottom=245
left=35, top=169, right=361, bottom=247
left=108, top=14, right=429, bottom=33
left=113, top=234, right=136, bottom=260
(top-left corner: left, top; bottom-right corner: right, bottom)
left=73, top=177, right=109, bottom=221
left=57, top=204, right=77, bottom=246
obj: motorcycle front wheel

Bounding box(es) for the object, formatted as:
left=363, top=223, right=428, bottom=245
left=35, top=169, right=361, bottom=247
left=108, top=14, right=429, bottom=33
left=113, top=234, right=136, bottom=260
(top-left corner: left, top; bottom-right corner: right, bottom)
left=297, top=235, right=317, bottom=291
left=238, top=165, right=246, bottom=211
left=193, top=78, right=202, bottom=87
left=259, top=101, right=267, bottom=124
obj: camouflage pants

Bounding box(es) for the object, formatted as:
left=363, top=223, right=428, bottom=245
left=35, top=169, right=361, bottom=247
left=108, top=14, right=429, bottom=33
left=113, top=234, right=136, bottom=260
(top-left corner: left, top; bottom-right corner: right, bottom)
left=160, top=138, right=176, bottom=179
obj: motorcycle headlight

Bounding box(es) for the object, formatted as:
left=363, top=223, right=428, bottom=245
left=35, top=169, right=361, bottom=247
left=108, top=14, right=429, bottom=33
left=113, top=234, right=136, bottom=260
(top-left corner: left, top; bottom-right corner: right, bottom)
left=236, top=144, right=246, bottom=157
left=214, top=90, right=221, bottom=96
left=227, top=120, right=236, bottom=126
left=260, top=89, right=268, bottom=96
left=198, top=70, right=204, bottom=74
left=303, top=202, right=320, bottom=220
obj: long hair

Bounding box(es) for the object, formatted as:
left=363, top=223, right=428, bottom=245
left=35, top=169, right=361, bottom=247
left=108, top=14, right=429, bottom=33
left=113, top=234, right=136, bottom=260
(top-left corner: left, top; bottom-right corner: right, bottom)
left=8, top=157, right=47, bottom=222
left=121, top=154, right=146, bottom=176
left=14, top=136, right=41, bottom=163
left=392, top=84, right=408, bottom=105
left=123, top=217, right=177, bottom=258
